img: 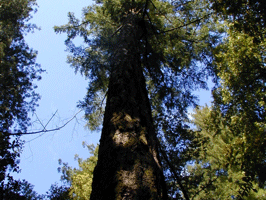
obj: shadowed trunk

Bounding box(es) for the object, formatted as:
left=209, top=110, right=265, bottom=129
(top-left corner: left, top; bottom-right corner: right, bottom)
left=90, top=13, right=167, bottom=200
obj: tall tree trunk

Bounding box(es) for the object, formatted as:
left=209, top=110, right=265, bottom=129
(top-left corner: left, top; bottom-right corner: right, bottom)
left=90, top=13, right=167, bottom=200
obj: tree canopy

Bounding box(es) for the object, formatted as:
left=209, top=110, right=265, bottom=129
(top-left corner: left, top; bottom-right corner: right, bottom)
left=1, top=0, right=265, bottom=199
left=54, top=0, right=266, bottom=199
left=54, top=0, right=217, bottom=121
left=210, top=0, right=266, bottom=40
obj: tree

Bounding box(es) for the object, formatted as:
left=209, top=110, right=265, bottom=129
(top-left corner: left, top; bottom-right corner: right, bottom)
left=190, top=104, right=266, bottom=199
left=187, top=15, right=266, bottom=200
left=85, top=3, right=168, bottom=197
left=46, top=183, right=70, bottom=200
left=0, top=179, right=43, bottom=199
left=55, top=0, right=219, bottom=199
left=57, top=143, right=98, bottom=199
left=0, top=0, right=42, bottom=190
left=180, top=0, right=266, bottom=198
left=210, top=0, right=266, bottom=40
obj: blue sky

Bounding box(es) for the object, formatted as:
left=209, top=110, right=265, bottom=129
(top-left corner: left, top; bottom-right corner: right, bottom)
left=12, top=0, right=213, bottom=195
left=12, top=0, right=99, bottom=195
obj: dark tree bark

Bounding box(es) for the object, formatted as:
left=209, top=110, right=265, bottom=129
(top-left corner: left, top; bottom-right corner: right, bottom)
left=90, top=13, right=168, bottom=200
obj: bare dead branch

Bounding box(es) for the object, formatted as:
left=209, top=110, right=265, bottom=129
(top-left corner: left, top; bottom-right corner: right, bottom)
left=6, top=110, right=83, bottom=136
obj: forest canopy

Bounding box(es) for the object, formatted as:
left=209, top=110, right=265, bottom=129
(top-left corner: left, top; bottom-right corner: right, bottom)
left=0, top=0, right=265, bottom=199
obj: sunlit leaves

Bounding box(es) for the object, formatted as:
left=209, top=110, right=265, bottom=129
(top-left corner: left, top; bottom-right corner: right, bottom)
left=188, top=21, right=266, bottom=199
left=209, top=0, right=266, bottom=40
left=189, top=105, right=266, bottom=199
left=215, top=25, right=266, bottom=109
left=58, top=143, right=98, bottom=199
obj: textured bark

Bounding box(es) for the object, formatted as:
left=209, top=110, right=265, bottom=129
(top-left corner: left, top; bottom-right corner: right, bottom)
left=90, top=13, right=167, bottom=200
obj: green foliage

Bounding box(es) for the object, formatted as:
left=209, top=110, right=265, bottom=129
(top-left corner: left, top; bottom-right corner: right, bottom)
left=215, top=25, right=266, bottom=110
left=46, top=183, right=70, bottom=200
left=58, top=143, right=98, bottom=199
left=187, top=19, right=266, bottom=199
left=0, top=0, right=42, bottom=191
left=210, top=0, right=266, bottom=40
left=0, top=178, right=43, bottom=199
left=54, top=0, right=219, bottom=128
left=190, top=105, right=266, bottom=199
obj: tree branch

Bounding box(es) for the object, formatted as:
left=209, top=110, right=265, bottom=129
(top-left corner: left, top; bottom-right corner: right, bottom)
left=158, top=143, right=190, bottom=200
left=158, top=13, right=212, bottom=35
left=6, top=110, right=83, bottom=136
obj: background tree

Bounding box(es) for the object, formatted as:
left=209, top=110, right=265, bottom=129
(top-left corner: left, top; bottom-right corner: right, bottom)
left=0, top=0, right=42, bottom=193
left=57, top=143, right=98, bottom=200
left=210, top=0, right=266, bottom=40
left=0, top=179, right=43, bottom=200
left=45, top=183, right=70, bottom=200
left=186, top=1, right=266, bottom=198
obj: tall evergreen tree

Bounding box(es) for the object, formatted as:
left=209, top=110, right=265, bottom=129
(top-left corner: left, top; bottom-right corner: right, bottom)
left=55, top=0, right=218, bottom=198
